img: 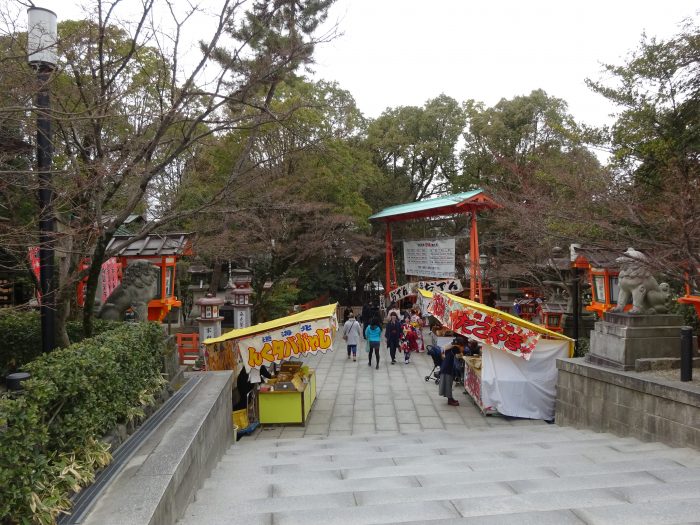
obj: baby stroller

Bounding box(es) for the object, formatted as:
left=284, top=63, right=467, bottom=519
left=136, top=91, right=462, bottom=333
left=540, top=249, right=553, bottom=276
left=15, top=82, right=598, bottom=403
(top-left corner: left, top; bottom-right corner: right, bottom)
left=424, top=345, right=442, bottom=385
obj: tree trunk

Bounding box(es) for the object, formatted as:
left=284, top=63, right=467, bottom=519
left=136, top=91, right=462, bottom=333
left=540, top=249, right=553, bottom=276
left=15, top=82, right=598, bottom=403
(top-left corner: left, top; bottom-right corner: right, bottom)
left=209, top=258, right=222, bottom=295
left=54, top=220, right=76, bottom=348
left=83, top=236, right=108, bottom=338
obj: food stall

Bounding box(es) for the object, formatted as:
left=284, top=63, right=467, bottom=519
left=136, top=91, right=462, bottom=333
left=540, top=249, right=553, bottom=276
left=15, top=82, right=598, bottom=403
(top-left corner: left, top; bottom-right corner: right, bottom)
left=424, top=291, right=573, bottom=420
left=203, top=304, right=337, bottom=426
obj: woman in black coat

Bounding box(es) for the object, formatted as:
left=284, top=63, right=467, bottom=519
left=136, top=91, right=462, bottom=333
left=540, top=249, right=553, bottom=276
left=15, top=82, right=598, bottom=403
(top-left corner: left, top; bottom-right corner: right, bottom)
left=439, top=345, right=461, bottom=406
left=385, top=311, right=402, bottom=364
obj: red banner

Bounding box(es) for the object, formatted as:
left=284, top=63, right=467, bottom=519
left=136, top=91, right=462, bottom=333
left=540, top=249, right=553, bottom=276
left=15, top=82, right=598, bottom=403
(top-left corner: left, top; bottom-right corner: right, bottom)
left=76, top=257, right=122, bottom=307
left=28, top=247, right=42, bottom=302
left=428, top=292, right=539, bottom=360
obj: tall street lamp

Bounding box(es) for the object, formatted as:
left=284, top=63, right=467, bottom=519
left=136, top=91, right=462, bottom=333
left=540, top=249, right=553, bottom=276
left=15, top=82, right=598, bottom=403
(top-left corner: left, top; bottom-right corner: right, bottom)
left=27, top=7, right=58, bottom=353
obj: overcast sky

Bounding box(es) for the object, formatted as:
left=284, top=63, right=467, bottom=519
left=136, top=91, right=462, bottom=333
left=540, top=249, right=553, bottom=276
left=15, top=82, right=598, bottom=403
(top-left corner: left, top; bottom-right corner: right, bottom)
left=51, top=0, right=698, bottom=128
left=311, top=0, right=698, bottom=128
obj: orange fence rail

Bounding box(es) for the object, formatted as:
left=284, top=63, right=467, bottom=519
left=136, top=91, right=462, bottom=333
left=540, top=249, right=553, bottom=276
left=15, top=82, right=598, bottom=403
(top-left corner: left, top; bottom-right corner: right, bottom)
left=176, top=332, right=200, bottom=366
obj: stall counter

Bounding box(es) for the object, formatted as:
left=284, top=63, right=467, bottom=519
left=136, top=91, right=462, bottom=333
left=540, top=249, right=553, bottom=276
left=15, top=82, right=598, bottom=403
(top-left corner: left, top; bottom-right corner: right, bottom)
left=258, top=369, right=316, bottom=425
left=461, top=356, right=498, bottom=415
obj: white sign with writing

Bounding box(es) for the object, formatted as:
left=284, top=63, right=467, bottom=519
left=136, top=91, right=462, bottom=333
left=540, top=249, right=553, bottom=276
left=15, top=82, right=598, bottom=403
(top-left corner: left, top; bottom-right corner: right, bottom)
left=403, top=239, right=456, bottom=278
left=388, top=279, right=463, bottom=304
left=239, top=317, right=336, bottom=371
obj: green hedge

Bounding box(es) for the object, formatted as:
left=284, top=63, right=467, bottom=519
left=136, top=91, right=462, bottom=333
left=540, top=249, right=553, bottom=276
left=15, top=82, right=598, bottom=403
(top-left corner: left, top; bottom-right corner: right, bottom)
left=0, top=311, right=119, bottom=377
left=0, top=322, right=166, bottom=524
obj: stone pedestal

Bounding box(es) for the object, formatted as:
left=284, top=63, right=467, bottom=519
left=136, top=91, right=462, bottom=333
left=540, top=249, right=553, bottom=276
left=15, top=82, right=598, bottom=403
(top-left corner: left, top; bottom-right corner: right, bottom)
left=588, top=312, right=688, bottom=370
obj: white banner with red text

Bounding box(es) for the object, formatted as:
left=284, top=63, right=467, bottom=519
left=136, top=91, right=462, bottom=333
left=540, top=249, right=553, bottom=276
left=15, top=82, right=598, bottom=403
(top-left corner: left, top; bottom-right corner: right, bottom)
left=427, top=291, right=539, bottom=360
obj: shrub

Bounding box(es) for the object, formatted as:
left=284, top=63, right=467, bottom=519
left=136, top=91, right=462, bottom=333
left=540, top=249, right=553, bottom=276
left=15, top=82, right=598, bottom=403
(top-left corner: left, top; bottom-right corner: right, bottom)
left=0, top=311, right=119, bottom=377
left=0, top=322, right=166, bottom=524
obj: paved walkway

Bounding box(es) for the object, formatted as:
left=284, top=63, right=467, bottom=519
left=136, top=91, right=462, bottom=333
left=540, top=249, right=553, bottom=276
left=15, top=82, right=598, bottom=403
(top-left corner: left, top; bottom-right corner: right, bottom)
left=249, top=333, right=542, bottom=440
left=179, top=334, right=700, bottom=524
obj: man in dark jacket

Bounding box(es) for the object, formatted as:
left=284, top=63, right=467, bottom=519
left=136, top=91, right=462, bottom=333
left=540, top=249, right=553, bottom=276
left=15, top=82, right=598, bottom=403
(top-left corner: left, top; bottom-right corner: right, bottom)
left=438, top=345, right=461, bottom=406
left=361, top=301, right=372, bottom=338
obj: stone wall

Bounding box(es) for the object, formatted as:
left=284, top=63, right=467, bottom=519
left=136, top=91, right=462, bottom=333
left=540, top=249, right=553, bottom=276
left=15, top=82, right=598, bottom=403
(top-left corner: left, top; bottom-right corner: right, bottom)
left=556, top=358, right=700, bottom=450
left=82, top=371, right=234, bottom=525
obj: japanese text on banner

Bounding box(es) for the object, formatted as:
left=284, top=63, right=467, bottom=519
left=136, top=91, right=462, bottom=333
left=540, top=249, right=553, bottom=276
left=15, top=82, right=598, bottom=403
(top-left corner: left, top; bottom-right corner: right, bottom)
left=240, top=317, right=335, bottom=371
left=428, top=292, right=538, bottom=360
left=388, top=279, right=462, bottom=304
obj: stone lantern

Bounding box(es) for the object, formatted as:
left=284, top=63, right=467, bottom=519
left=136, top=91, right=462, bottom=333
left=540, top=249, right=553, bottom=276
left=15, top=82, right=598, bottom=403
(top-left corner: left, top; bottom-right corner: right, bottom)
left=226, top=269, right=254, bottom=329
left=187, top=264, right=212, bottom=320
left=196, top=293, right=224, bottom=344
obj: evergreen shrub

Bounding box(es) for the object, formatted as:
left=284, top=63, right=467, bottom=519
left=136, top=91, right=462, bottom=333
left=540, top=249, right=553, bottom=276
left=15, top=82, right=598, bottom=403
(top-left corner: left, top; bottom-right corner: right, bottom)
left=0, top=322, right=166, bottom=524
left=0, top=311, right=118, bottom=376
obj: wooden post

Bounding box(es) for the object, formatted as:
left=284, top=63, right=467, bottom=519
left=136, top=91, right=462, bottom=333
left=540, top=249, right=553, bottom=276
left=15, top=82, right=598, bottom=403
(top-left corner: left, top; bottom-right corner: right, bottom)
left=469, top=211, right=481, bottom=301
left=385, top=223, right=393, bottom=297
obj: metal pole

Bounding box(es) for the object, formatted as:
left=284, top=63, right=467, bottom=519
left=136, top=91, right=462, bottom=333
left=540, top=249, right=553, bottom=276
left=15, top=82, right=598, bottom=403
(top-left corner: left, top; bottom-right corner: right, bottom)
left=28, top=7, right=58, bottom=353
left=384, top=223, right=392, bottom=297
left=37, top=66, right=55, bottom=353
left=572, top=270, right=580, bottom=355
left=680, top=326, right=693, bottom=382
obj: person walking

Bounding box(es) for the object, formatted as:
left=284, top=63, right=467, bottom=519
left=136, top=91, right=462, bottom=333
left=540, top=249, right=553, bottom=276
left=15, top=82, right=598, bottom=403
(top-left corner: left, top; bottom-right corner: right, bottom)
left=410, top=307, right=425, bottom=352
left=342, top=312, right=363, bottom=362
left=385, top=311, right=402, bottom=364
left=361, top=301, right=372, bottom=338
left=365, top=316, right=382, bottom=369
left=439, top=344, right=462, bottom=406
left=404, top=323, right=418, bottom=364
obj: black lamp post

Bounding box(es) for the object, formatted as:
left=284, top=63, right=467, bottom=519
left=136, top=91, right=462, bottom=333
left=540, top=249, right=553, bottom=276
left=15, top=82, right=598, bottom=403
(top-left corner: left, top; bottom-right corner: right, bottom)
left=28, top=7, right=58, bottom=353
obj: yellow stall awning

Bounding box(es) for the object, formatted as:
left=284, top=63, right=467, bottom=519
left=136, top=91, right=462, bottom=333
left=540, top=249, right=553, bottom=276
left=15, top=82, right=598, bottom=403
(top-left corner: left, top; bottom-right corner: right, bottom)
left=420, top=290, right=574, bottom=357
left=204, top=303, right=339, bottom=371
left=204, top=303, right=338, bottom=345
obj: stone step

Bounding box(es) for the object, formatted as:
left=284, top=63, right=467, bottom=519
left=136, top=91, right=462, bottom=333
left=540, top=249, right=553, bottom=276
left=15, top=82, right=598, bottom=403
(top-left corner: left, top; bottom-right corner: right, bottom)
left=381, top=510, right=586, bottom=524
left=574, top=497, right=700, bottom=524
left=201, top=442, right=693, bottom=489
left=224, top=437, right=656, bottom=469
left=185, top=477, right=700, bottom=524
left=226, top=430, right=620, bottom=460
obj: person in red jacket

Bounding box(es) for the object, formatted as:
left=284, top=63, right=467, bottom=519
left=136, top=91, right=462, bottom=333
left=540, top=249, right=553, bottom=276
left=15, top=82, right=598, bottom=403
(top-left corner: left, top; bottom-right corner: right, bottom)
left=404, top=324, right=418, bottom=364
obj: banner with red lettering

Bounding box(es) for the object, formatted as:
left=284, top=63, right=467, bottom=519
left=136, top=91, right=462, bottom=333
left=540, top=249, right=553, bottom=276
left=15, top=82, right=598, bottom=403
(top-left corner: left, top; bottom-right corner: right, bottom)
left=428, top=291, right=539, bottom=360
left=239, top=317, right=336, bottom=371
left=76, top=257, right=123, bottom=307
left=100, top=258, right=121, bottom=302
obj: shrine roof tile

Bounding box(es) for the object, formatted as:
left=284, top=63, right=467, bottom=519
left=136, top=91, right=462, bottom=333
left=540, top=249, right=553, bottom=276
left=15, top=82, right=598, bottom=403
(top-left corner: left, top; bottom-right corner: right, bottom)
left=368, top=189, right=498, bottom=222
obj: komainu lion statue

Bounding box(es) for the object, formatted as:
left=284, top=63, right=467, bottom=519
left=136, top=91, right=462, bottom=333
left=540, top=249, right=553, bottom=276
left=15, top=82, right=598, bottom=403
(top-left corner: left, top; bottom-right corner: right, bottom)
left=610, top=248, right=670, bottom=315
left=98, top=260, right=160, bottom=321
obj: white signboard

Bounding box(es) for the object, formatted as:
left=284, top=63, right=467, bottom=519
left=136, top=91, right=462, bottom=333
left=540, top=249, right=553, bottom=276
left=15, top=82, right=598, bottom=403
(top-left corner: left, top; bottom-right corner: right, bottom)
left=403, top=239, right=456, bottom=278
left=388, top=279, right=463, bottom=304
left=239, top=317, right=336, bottom=371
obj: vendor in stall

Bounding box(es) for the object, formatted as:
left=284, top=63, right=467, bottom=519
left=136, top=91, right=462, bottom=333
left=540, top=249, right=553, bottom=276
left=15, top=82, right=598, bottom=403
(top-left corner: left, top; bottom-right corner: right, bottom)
left=464, top=339, right=481, bottom=356
left=439, top=344, right=463, bottom=406
left=233, top=365, right=272, bottom=411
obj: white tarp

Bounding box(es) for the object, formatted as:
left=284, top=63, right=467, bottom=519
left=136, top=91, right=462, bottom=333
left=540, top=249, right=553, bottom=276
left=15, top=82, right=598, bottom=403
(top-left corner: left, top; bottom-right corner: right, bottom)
left=480, top=338, right=569, bottom=420
left=403, top=239, right=455, bottom=278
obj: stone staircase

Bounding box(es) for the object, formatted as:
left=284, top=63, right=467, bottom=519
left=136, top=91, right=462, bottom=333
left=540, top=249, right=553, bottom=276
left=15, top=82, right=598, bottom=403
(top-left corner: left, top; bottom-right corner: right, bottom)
left=178, top=425, right=700, bottom=524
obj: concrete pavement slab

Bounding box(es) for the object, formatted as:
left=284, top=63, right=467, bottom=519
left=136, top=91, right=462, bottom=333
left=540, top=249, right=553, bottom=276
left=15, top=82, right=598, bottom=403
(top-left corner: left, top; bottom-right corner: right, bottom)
left=452, top=487, right=626, bottom=517
left=420, top=416, right=445, bottom=429
left=270, top=499, right=459, bottom=525
left=574, top=498, right=700, bottom=524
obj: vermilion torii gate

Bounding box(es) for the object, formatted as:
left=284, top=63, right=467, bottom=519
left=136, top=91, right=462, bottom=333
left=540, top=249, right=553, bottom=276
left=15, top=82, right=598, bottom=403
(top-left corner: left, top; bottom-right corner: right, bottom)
left=368, top=190, right=500, bottom=301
